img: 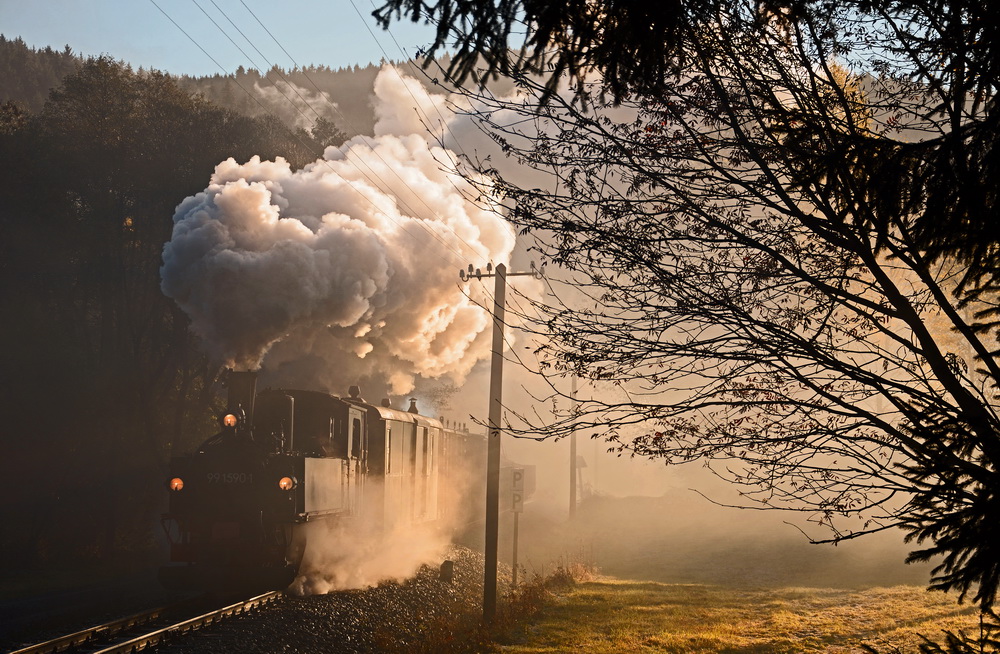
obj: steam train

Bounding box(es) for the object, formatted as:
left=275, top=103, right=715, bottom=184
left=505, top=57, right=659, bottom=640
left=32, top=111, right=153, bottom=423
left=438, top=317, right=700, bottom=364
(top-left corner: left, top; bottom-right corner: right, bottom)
left=159, top=371, right=505, bottom=591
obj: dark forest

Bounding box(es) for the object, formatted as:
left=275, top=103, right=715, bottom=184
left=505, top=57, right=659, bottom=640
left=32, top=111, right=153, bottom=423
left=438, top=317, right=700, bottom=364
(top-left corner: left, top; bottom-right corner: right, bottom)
left=0, top=36, right=380, bottom=568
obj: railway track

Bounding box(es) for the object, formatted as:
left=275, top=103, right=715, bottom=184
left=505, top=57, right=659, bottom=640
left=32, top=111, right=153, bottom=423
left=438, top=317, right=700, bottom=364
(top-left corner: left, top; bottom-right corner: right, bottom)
left=8, top=591, right=283, bottom=654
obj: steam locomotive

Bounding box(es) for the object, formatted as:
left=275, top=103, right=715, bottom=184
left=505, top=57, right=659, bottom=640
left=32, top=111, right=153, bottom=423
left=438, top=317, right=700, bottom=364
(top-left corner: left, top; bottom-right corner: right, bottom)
left=159, top=371, right=499, bottom=591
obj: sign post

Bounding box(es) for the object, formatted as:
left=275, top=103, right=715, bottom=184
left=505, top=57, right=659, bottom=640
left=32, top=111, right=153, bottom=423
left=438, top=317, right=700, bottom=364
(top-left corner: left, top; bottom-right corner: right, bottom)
left=511, top=467, right=524, bottom=586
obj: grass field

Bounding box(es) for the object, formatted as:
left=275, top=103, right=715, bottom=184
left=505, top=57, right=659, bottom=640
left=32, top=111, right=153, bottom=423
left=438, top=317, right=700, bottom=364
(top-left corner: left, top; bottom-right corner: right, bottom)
left=484, top=494, right=986, bottom=653
left=496, top=578, right=981, bottom=653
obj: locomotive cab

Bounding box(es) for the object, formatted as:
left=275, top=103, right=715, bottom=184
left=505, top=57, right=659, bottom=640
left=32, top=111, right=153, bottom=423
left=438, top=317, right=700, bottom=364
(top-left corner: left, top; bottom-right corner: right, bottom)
left=160, top=376, right=370, bottom=591
left=160, top=423, right=301, bottom=591
left=160, top=372, right=487, bottom=593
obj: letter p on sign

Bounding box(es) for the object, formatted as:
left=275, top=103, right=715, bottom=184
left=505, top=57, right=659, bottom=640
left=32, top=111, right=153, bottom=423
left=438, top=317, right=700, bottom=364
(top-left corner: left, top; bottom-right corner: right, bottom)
left=512, top=467, right=524, bottom=512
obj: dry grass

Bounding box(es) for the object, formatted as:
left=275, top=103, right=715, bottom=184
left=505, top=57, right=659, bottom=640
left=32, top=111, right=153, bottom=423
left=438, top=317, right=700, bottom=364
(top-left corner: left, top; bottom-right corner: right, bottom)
left=468, top=496, right=989, bottom=653
left=494, top=579, right=981, bottom=653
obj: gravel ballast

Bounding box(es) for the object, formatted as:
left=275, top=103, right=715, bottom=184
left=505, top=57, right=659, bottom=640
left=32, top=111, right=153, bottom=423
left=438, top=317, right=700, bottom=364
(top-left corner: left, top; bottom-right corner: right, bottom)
left=159, top=547, right=505, bottom=653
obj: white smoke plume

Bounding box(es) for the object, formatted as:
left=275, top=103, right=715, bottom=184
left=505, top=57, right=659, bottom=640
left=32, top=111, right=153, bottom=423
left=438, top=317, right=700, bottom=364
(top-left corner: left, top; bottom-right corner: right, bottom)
left=285, top=457, right=479, bottom=595
left=161, top=66, right=517, bottom=395
left=287, top=518, right=448, bottom=595
left=252, top=79, right=339, bottom=132
left=287, top=508, right=456, bottom=595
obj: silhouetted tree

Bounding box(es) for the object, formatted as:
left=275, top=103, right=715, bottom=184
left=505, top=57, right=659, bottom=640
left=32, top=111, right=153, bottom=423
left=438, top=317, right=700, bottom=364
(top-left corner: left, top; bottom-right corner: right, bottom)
left=378, top=0, right=1000, bottom=617
left=310, top=116, right=347, bottom=149
left=376, top=0, right=1000, bottom=295
left=0, top=34, right=82, bottom=110
left=0, top=56, right=311, bottom=566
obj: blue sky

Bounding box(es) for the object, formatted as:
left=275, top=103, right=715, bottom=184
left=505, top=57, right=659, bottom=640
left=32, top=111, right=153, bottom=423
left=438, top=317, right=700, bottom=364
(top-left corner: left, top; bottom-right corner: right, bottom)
left=0, top=0, right=439, bottom=76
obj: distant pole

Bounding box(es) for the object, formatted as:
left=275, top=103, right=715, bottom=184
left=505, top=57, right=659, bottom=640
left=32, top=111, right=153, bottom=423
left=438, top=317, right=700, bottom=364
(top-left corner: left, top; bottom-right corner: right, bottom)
left=459, top=261, right=543, bottom=622
left=512, top=511, right=520, bottom=587
left=484, top=263, right=505, bottom=622
left=512, top=467, right=524, bottom=588
left=569, top=375, right=577, bottom=519
left=594, top=433, right=599, bottom=495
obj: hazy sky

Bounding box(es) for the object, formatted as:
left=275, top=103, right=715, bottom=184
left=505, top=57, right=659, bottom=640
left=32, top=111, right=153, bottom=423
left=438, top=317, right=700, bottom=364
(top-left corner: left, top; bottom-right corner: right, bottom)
left=0, top=0, right=438, bottom=76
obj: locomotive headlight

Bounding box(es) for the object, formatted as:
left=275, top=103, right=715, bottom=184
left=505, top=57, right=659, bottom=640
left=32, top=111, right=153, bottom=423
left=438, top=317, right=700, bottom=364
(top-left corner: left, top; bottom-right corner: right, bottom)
left=278, top=476, right=297, bottom=491
left=221, top=413, right=238, bottom=428
left=168, top=477, right=184, bottom=491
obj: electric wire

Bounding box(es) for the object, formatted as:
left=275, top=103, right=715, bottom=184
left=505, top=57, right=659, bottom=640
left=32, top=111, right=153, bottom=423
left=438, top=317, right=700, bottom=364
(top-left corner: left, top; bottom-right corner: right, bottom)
left=154, top=0, right=558, bottom=416
left=196, top=0, right=478, bottom=265
left=357, top=0, right=473, bottom=163
left=205, top=0, right=340, bottom=127
left=362, top=2, right=528, bottom=261
left=236, top=1, right=461, bottom=182
left=352, top=0, right=522, bottom=263
left=154, top=0, right=475, bottom=270
left=356, top=7, right=567, bottom=399
left=223, top=0, right=436, bottom=212
left=249, top=0, right=508, bottom=256
left=199, top=0, right=464, bottom=256
left=229, top=0, right=498, bottom=262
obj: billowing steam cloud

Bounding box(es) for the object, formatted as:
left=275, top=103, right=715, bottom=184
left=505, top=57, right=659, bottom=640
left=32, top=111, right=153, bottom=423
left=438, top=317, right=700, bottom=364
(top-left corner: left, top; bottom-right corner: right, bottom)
left=252, top=79, right=339, bottom=132
left=161, top=66, right=516, bottom=394
left=288, top=466, right=476, bottom=594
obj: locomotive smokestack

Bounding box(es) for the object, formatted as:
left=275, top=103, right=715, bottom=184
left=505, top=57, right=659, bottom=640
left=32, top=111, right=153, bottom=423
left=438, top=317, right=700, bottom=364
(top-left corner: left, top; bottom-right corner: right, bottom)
left=408, top=398, right=419, bottom=414
left=226, top=370, right=258, bottom=422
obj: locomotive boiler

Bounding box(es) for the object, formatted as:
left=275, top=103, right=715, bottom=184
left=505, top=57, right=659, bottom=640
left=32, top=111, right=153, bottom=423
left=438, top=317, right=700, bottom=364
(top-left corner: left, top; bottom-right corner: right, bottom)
left=159, top=371, right=486, bottom=591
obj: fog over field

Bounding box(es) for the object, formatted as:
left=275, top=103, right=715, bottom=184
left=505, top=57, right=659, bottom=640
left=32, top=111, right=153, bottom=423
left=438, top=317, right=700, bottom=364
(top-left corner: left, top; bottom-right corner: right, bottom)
left=158, top=58, right=937, bottom=593
left=473, top=434, right=932, bottom=589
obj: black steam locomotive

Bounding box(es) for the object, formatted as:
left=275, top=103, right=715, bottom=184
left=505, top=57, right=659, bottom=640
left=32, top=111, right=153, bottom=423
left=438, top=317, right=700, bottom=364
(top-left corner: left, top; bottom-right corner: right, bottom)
left=159, top=371, right=490, bottom=591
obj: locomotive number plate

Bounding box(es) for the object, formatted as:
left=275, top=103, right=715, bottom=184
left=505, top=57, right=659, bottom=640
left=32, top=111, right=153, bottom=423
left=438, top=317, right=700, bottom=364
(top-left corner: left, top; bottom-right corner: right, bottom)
left=206, top=472, right=254, bottom=484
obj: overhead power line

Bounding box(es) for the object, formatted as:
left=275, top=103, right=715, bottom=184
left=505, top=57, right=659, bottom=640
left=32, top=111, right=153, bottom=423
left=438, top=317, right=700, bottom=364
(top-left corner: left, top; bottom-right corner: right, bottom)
left=150, top=0, right=488, bottom=269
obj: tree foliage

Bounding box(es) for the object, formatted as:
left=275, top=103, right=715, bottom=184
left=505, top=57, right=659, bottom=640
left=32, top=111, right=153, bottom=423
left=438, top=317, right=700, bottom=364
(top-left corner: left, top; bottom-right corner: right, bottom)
left=1, top=36, right=362, bottom=140
left=377, top=0, right=1000, bottom=612
left=0, top=35, right=82, bottom=111
left=0, top=56, right=311, bottom=566
left=177, top=60, right=386, bottom=138
left=374, top=0, right=725, bottom=100
left=376, top=0, right=1000, bottom=294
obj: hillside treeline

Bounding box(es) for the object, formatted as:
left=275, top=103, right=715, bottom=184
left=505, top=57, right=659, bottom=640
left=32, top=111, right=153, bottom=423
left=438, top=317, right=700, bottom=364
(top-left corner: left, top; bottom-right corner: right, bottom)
left=1, top=33, right=412, bottom=137
left=0, top=35, right=83, bottom=112
left=177, top=63, right=384, bottom=137
left=0, top=54, right=341, bottom=569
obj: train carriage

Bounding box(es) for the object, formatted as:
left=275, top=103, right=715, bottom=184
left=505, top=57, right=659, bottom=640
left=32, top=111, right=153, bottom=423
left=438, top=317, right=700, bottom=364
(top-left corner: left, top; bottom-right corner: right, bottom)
left=159, top=371, right=482, bottom=592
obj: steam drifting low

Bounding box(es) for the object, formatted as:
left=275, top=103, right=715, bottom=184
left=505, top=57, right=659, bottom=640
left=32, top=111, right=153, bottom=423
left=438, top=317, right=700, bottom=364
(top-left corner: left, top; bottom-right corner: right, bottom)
left=161, top=67, right=515, bottom=394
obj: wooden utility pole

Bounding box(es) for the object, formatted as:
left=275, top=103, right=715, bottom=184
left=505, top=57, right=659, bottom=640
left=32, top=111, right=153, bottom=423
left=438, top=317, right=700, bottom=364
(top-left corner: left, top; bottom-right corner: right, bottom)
left=459, top=261, right=542, bottom=622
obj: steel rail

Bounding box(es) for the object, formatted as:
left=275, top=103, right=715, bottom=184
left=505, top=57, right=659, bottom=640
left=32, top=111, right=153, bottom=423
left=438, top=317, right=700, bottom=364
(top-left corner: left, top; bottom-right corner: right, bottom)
left=8, top=591, right=282, bottom=654
left=90, top=591, right=282, bottom=654
left=8, top=606, right=172, bottom=654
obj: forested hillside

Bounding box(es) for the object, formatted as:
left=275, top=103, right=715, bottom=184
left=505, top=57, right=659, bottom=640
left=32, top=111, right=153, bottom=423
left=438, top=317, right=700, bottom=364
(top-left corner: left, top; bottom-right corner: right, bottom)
left=0, top=36, right=83, bottom=111
left=0, top=49, right=361, bottom=569
left=0, top=34, right=422, bottom=137
left=0, top=34, right=459, bottom=571
left=177, top=63, right=384, bottom=137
